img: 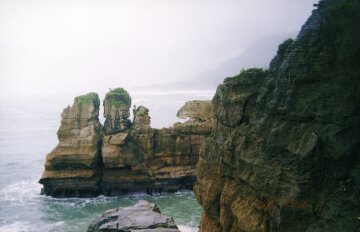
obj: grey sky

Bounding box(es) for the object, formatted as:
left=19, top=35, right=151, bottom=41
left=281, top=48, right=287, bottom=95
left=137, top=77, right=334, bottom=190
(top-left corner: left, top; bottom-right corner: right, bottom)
left=0, top=0, right=317, bottom=97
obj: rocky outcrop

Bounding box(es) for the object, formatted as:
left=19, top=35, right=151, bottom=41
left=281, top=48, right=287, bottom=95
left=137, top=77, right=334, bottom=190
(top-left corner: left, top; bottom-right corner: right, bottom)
left=101, top=100, right=212, bottom=195
left=39, top=93, right=102, bottom=197
left=195, top=0, right=360, bottom=231
left=40, top=91, right=212, bottom=197
left=103, top=88, right=132, bottom=135
left=87, top=200, right=180, bottom=232
left=177, top=100, right=212, bottom=121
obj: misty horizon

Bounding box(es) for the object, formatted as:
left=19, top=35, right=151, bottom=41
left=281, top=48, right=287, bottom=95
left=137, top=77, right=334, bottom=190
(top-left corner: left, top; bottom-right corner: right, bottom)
left=1, top=0, right=317, bottom=98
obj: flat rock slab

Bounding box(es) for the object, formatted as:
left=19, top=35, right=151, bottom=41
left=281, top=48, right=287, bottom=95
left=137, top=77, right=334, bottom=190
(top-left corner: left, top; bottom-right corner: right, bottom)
left=87, top=200, right=180, bottom=232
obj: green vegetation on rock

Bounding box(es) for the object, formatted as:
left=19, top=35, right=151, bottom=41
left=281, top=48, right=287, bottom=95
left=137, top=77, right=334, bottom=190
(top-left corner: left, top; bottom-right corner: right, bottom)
left=75, top=92, right=100, bottom=110
left=238, top=67, right=266, bottom=76
left=224, top=68, right=267, bottom=85
left=104, top=88, right=132, bottom=108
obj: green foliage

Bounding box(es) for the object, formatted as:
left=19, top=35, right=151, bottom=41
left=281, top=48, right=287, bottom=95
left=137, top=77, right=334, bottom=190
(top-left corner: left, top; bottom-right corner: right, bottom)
left=283, top=38, right=294, bottom=46
left=224, top=68, right=267, bottom=85
left=237, top=68, right=265, bottom=76
left=277, top=38, right=294, bottom=58
left=104, top=87, right=132, bottom=108
left=75, top=92, right=100, bottom=110
left=236, top=68, right=266, bottom=79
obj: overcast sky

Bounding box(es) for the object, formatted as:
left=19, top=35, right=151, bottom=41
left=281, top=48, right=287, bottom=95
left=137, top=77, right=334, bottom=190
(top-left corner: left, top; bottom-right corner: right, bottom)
left=0, top=0, right=317, bottom=97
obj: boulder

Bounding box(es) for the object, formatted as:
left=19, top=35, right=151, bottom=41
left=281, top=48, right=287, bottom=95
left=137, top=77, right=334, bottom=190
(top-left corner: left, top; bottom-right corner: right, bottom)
left=87, top=200, right=180, bottom=232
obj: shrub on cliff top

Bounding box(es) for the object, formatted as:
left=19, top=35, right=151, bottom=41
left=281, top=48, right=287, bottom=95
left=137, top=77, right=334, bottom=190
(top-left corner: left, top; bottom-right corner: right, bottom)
left=104, top=88, right=132, bottom=108
left=75, top=92, right=100, bottom=110
left=223, top=68, right=267, bottom=85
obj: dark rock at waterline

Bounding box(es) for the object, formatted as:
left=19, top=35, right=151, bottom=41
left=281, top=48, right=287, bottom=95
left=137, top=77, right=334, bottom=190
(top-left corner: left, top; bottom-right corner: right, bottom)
left=194, top=0, right=360, bottom=231
left=87, top=200, right=180, bottom=232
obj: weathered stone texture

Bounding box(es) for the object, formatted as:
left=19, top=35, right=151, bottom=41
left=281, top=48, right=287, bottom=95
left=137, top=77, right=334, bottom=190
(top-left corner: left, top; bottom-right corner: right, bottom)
left=87, top=200, right=180, bottom=232
left=103, top=88, right=132, bottom=135
left=40, top=91, right=212, bottom=197
left=101, top=102, right=212, bottom=195
left=39, top=92, right=102, bottom=197
left=195, top=1, right=360, bottom=231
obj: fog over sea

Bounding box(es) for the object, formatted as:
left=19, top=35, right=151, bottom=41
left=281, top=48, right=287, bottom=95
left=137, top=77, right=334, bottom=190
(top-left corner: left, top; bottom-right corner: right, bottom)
left=0, top=90, right=214, bottom=232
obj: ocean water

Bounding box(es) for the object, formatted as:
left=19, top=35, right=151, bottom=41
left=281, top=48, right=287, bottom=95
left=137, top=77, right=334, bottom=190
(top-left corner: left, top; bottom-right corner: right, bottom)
left=0, top=90, right=214, bottom=232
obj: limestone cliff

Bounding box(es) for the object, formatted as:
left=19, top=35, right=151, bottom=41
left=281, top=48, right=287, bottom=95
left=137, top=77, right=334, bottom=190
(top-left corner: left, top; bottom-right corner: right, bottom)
left=40, top=91, right=212, bottom=197
left=39, top=93, right=102, bottom=197
left=194, top=0, right=360, bottom=231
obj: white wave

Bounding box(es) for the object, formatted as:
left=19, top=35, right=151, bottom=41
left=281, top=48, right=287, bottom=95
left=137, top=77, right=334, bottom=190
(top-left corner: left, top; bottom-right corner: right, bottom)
left=0, top=221, right=36, bottom=232
left=178, top=224, right=198, bottom=232
left=0, top=180, right=42, bottom=205
left=0, top=221, right=65, bottom=232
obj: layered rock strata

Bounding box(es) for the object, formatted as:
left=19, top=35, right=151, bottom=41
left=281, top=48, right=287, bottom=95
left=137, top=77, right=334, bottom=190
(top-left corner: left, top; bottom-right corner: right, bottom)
left=194, top=0, right=360, bottom=231
left=103, top=88, right=132, bottom=135
left=39, top=93, right=102, bottom=197
left=87, top=200, right=180, bottom=232
left=40, top=89, right=212, bottom=197
left=101, top=97, right=212, bottom=195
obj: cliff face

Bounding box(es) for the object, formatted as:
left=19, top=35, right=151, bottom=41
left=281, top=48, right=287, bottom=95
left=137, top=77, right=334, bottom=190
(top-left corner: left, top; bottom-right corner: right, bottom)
left=39, top=93, right=102, bottom=197
left=194, top=1, right=360, bottom=231
left=40, top=89, right=212, bottom=197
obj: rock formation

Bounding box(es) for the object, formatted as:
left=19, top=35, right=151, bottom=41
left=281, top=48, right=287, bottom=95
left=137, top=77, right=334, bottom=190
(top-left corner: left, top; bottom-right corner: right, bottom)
left=194, top=0, right=360, bottom=231
left=177, top=100, right=212, bottom=122
left=87, top=200, right=180, bottom=232
left=40, top=90, right=212, bottom=197
left=103, top=88, right=132, bottom=135
left=39, top=93, right=102, bottom=197
left=101, top=98, right=212, bottom=195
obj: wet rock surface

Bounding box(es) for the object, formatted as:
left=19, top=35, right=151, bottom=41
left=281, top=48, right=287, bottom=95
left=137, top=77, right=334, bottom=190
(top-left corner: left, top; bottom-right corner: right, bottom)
left=87, top=200, right=180, bottom=232
left=194, top=1, right=360, bottom=231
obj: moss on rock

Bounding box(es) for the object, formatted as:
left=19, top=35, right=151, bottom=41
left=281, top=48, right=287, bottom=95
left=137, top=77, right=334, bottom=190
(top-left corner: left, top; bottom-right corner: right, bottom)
left=75, top=92, right=100, bottom=111
left=104, top=88, right=132, bottom=108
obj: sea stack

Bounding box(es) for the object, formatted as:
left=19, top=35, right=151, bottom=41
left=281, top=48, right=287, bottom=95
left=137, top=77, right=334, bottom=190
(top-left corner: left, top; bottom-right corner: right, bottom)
left=103, top=88, right=132, bottom=135
left=40, top=90, right=213, bottom=197
left=39, top=93, right=102, bottom=197
left=194, top=0, right=360, bottom=231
